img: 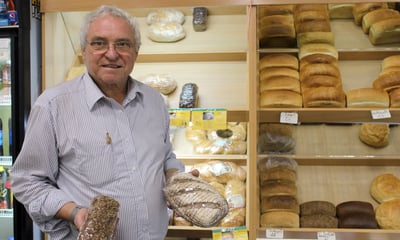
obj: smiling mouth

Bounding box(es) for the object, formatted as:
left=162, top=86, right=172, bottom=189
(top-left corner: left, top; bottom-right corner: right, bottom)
left=102, top=64, right=121, bottom=68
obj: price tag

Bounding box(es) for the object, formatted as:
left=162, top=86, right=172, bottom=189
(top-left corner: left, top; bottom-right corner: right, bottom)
left=280, top=112, right=298, bottom=124
left=191, top=108, right=227, bottom=130
left=317, top=232, right=336, bottom=240
left=266, top=228, right=283, bottom=239
left=371, top=109, right=391, bottom=119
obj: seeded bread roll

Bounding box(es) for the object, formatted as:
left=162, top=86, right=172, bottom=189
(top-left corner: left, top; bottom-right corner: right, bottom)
left=369, top=18, right=400, bottom=45
left=259, top=54, right=299, bottom=70
left=346, top=87, right=389, bottom=108
left=362, top=8, right=400, bottom=33
left=359, top=123, right=390, bottom=148
left=370, top=173, right=400, bottom=203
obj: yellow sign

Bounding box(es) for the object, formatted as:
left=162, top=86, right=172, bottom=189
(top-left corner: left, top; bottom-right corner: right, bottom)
left=168, top=108, right=191, bottom=127
left=212, top=226, right=248, bottom=240
left=191, top=108, right=227, bottom=130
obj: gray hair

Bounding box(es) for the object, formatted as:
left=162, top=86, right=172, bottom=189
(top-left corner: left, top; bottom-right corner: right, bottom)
left=80, top=5, right=141, bottom=52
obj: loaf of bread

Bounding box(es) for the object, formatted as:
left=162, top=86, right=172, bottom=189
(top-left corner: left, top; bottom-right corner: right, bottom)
left=336, top=201, right=375, bottom=217
left=139, top=73, right=177, bottom=95
left=346, top=87, right=389, bottom=108
left=295, top=4, right=328, bottom=13
left=375, top=198, right=400, bottom=229
left=369, top=18, right=400, bottom=45
left=338, top=213, right=379, bottom=229
left=352, top=2, right=388, bottom=26
left=302, top=86, right=346, bottom=108
left=260, top=180, right=297, bottom=197
left=259, top=54, right=299, bottom=70
left=78, top=195, right=120, bottom=240
left=164, top=172, right=229, bottom=227
left=220, top=207, right=246, bottom=227
left=261, top=195, right=299, bottom=213
left=259, top=167, right=297, bottom=186
left=148, top=21, right=186, bottom=42
left=359, top=123, right=390, bottom=148
left=192, top=7, right=208, bottom=32
left=370, top=173, right=400, bottom=203
left=295, top=20, right=332, bottom=34
left=260, top=76, right=301, bottom=93
left=258, top=123, right=296, bottom=154
left=328, top=3, right=354, bottom=19
left=381, top=55, right=400, bottom=71
left=260, top=67, right=300, bottom=81
left=300, top=53, right=338, bottom=69
left=260, top=211, right=300, bottom=228
left=299, top=43, right=339, bottom=60
left=373, top=71, right=400, bottom=92
left=258, top=5, right=295, bottom=16
left=294, top=10, right=329, bottom=22
left=362, top=8, right=400, bottom=33
left=300, top=214, right=338, bottom=228
left=390, top=88, right=400, bottom=107
left=258, top=156, right=298, bottom=172
left=260, top=90, right=303, bottom=108
left=179, top=83, right=198, bottom=108
left=225, top=179, right=246, bottom=208
left=301, top=75, right=342, bottom=90
left=300, top=201, right=336, bottom=217
left=297, top=31, right=335, bottom=48
left=300, top=63, right=341, bottom=81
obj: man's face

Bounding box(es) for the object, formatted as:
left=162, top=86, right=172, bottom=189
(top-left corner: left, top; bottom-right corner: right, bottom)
left=82, top=15, right=137, bottom=88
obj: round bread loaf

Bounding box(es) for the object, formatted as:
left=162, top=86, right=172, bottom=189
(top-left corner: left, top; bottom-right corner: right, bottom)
left=359, top=123, right=390, bottom=148
left=338, top=213, right=379, bottom=229
left=260, top=211, right=300, bottom=228
left=260, top=90, right=303, bottom=108
left=260, top=180, right=297, bottom=196
left=259, top=166, right=297, bottom=184
left=164, top=172, right=229, bottom=227
left=370, top=173, right=400, bottom=203
left=259, top=54, right=298, bottom=70
left=346, top=87, right=389, bottom=108
left=375, top=198, right=400, bottom=229
left=302, top=86, right=346, bottom=108
left=373, top=71, right=400, bottom=92
left=300, top=214, right=338, bottom=228
left=336, top=201, right=375, bottom=217
left=300, top=201, right=336, bottom=217
left=260, top=76, right=301, bottom=93
left=258, top=156, right=298, bottom=172
left=299, top=43, right=339, bottom=60
left=390, top=88, right=400, bottom=107
left=362, top=8, right=400, bottom=33
left=261, top=195, right=299, bottom=214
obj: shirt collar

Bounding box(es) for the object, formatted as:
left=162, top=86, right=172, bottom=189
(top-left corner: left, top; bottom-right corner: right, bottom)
left=82, top=73, right=144, bottom=110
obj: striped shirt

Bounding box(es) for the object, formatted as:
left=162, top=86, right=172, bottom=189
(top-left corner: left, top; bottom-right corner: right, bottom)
left=11, top=73, right=184, bottom=240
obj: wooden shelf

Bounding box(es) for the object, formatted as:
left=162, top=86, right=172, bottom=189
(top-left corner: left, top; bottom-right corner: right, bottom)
left=258, top=108, right=400, bottom=123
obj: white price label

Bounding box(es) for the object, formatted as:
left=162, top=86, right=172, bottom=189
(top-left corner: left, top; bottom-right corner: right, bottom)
left=371, top=109, right=391, bottom=119
left=317, top=232, right=336, bottom=240
left=266, top=228, right=284, bottom=239
left=280, top=112, right=298, bottom=124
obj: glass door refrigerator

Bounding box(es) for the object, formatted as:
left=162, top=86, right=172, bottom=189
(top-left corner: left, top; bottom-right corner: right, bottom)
left=0, top=0, right=41, bottom=240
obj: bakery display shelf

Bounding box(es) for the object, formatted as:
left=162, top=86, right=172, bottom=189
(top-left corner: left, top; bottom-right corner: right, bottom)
left=168, top=225, right=249, bottom=238
left=251, top=0, right=395, bottom=5
left=258, top=108, right=400, bottom=123
left=256, top=228, right=400, bottom=240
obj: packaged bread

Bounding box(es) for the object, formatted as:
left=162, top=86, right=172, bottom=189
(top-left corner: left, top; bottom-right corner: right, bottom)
left=361, top=8, right=400, bottom=33
left=352, top=2, right=388, bottom=26
left=260, top=90, right=303, bottom=108
left=219, top=207, right=246, bottom=227
left=225, top=179, right=246, bottom=209
left=258, top=123, right=296, bottom=154
left=78, top=195, right=120, bottom=240
left=173, top=212, right=193, bottom=226
left=148, top=21, right=186, bottom=42
left=370, top=173, right=400, bottom=203
left=191, top=160, right=246, bottom=184
left=359, top=123, right=390, bottom=148
left=185, top=126, right=207, bottom=144
left=139, top=73, right=177, bottom=95
left=375, top=198, right=400, bottom=229
left=179, top=83, right=198, bottom=108
left=146, top=9, right=185, bottom=25
left=192, top=7, right=208, bottom=32
left=346, top=87, right=389, bottom=108
left=258, top=156, right=298, bottom=172
left=369, top=18, right=400, bottom=45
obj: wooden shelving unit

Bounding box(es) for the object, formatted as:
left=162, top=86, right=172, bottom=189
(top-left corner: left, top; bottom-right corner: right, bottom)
left=40, top=0, right=400, bottom=239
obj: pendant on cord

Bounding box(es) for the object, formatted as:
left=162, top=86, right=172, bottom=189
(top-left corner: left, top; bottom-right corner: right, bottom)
left=106, top=132, right=112, bottom=144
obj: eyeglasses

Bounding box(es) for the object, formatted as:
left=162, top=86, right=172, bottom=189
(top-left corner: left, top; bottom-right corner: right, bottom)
left=87, top=40, right=134, bottom=54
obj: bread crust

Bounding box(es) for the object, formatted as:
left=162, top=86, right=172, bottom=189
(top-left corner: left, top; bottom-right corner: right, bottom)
left=346, top=87, right=389, bottom=108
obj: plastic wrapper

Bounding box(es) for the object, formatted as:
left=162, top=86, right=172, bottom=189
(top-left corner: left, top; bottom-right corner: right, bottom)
left=258, top=156, right=298, bottom=172
left=139, top=73, right=177, bottom=95
left=77, top=195, right=119, bottom=240
left=179, top=83, right=198, bottom=108
left=219, top=207, right=246, bottom=227
left=146, top=9, right=185, bottom=25
left=164, top=172, right=229, bottom=227
left=258, top=123, right=296, bottom=154
left=191, top=160, right=246, bottom=184
left=193, top=7, right=208, bottom=32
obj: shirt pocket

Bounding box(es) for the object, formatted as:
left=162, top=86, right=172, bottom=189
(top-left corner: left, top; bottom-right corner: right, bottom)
left=77, top=144, right=115, bottom=187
